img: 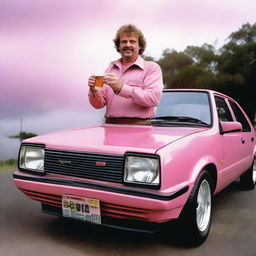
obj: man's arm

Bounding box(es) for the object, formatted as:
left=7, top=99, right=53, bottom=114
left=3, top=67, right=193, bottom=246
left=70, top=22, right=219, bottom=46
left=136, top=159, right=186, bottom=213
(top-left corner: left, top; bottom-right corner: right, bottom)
left=88, top=75, right=107, bottom=109
left=88, top=90, right=108, bottom=109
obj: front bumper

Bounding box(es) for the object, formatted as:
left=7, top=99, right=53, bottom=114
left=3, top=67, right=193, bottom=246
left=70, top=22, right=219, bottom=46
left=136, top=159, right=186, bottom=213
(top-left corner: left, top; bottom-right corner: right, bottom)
left=13, top=171, right=189, bottom=230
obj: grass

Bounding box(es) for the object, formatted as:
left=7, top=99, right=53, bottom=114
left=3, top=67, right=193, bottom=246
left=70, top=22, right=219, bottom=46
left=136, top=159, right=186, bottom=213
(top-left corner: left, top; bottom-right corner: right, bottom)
left=0, top=159, right=17, bottom=171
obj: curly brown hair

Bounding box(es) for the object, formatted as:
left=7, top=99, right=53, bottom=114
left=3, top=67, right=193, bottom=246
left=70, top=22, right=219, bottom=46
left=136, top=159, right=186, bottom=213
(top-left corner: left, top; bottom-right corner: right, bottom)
left=113, top=24, right=146, bottom=55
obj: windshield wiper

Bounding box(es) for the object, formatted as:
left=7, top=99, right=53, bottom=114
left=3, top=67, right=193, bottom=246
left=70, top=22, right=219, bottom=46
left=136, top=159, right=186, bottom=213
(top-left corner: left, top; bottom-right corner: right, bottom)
left=151, top=116, right=209, bottom=126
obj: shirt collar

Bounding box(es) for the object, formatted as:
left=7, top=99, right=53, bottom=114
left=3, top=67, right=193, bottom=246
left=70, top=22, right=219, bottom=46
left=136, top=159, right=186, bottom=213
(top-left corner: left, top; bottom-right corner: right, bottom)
left=112, top=55, right=144, bottom=70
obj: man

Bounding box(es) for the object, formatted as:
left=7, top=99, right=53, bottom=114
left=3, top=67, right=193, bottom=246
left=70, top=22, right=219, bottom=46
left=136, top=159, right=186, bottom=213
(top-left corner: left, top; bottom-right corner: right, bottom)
left=88, top=24, right=163, bottom=124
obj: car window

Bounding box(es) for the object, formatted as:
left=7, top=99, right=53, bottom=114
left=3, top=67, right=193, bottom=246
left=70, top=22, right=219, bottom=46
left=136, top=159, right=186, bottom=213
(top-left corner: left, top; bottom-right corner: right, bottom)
left=156, top=92, right=211, bottom=125
left=229, top=100, right=251, bottom=132
left=214, top=96, right=233, bottom=122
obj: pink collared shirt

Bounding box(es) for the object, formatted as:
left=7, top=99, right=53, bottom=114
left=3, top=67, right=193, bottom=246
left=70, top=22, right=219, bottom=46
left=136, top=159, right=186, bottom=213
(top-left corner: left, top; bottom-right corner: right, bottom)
left=88, top=55, right=163, bottom=118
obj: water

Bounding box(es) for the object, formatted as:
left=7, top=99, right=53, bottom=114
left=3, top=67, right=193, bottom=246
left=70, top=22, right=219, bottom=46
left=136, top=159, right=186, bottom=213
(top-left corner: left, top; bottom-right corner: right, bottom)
left=0, top=135, right=21, bottom=160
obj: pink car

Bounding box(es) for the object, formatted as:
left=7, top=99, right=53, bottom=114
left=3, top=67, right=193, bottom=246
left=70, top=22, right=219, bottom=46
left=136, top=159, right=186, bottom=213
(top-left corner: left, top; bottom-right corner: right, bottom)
left=13, top=89, right=256, bottom=246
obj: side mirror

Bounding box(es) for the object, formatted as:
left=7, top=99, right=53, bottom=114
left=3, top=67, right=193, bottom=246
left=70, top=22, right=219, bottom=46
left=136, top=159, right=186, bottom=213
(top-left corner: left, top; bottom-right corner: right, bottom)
left=220, top=121, right=242, bottom=134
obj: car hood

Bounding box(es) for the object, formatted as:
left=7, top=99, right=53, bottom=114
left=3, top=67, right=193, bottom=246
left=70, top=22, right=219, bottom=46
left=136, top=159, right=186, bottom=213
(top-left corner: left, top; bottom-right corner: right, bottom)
left=24, top=124, right=207, bottom=155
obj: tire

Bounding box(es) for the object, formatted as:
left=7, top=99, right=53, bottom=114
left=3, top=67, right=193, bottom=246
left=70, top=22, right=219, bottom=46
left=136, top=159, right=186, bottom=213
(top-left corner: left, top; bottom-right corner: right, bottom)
left=240, top=156, right=256, bottom=190
left=177, top=170, right=213, bottom=247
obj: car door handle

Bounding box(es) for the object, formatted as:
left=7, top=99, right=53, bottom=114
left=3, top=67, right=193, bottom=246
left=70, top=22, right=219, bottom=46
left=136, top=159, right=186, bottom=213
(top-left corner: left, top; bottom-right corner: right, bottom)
left=241, top=138, right=245, bottom=144
left=252, top=137, right=255, bottom=142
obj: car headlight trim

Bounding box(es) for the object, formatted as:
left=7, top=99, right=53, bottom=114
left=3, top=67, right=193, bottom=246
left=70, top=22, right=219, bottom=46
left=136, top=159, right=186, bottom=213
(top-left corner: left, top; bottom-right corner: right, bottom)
left=124, top=155, right=160, bottom=187
left=19, top=145, right=45, bottom=173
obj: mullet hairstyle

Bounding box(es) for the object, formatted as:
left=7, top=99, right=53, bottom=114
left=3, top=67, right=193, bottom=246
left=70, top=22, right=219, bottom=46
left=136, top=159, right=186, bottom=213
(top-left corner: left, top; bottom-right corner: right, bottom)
left=113, top=24, right=146, bottom=55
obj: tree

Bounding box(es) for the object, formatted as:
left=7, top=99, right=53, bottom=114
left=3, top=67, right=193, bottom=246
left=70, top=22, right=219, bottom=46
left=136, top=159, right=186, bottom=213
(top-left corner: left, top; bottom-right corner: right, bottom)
left=147, top=23, right=255, bottom=124
left=228, top=23, right=256, bottom=45
left=158, top=45, right=217, bottom=90
left=157, top=49, right=193, bottom=87
left=216, top=23, right=256, bottom=123
left=184, top=44, right=218, bottom=73
left=9, top=131, right=37, bottom=141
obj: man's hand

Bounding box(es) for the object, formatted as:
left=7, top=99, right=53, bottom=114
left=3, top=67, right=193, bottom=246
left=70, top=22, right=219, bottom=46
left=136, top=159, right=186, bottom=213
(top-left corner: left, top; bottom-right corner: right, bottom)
left=104, top=73, right=123, bottom=94
left=88, top=75, right=97, bottom=93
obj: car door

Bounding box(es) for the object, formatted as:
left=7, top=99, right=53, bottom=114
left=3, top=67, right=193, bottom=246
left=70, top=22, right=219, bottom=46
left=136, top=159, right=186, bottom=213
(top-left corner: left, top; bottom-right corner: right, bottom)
left=215, top=96, right=245, bottom=184
left=228, top=99, right=255, bottom=167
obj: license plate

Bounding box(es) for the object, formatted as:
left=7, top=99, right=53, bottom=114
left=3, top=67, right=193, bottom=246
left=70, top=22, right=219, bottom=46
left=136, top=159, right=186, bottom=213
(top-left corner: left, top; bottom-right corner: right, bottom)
left=62, top=195, right=101, bottom=225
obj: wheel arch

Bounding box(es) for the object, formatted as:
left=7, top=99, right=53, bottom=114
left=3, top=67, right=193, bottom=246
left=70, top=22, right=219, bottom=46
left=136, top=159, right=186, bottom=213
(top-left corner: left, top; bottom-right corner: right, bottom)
left=203, top=164, right=217, bottom=194
left=189, top=157, right=218, bottom=195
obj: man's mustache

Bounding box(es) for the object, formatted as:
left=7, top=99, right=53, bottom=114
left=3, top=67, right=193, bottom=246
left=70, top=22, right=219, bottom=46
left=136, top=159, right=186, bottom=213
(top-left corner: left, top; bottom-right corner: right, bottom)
left=123, top=47, right=133, bottom=51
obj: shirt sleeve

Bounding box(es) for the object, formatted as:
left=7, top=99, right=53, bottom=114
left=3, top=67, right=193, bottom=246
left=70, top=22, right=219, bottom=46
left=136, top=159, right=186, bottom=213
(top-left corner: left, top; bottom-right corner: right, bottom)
left=118, top=62, right=164, bottom=107
left=88, top=89, right=107, bottom=109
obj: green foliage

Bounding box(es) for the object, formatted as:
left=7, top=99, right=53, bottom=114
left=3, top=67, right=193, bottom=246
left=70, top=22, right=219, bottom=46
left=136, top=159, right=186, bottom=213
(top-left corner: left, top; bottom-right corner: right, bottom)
left=217, top=23, right=256, bottom=122
left=228, top=23, right=256, bottom=45
left=9, top=131, right=37, bottom=140
left=153, top=22, right=256, bottom=124
left=143, top=55, right=155, bottom=61
left=157, top=49, right=193, bottom=87
left=0, top=159, right=17, bottom=170
left=184, top=44, right=218, bottom=71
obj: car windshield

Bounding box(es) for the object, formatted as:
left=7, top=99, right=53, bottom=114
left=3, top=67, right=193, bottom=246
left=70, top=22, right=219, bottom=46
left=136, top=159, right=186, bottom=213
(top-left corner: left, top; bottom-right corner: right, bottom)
left=152, top=91, right=212, bottom=127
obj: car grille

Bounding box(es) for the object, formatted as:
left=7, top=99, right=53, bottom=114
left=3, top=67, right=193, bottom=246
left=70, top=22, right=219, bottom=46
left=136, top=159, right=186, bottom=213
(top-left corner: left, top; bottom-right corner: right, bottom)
left=44, top=148, right=124, bottom=183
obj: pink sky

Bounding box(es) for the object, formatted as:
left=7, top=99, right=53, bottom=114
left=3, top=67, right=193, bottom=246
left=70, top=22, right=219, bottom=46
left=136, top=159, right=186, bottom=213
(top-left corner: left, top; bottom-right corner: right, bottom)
left=0, top=0, right=255, bottom=133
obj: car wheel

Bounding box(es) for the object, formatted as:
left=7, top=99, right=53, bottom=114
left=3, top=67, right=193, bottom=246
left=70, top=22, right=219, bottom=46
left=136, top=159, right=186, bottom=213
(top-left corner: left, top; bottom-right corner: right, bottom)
left=178, top=170, right=213, bottom=246
left=240, top=156, right=256, bottom=190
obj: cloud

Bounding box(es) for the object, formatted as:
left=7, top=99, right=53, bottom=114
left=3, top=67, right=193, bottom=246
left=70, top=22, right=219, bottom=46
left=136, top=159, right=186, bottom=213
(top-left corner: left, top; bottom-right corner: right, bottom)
left=0, top=22, right=118, bottom=119
left=0, top=0, right=112, bottom=33
left=0, top=0, right=125, bottom=120
left=0, top=45, right=89, bottom=119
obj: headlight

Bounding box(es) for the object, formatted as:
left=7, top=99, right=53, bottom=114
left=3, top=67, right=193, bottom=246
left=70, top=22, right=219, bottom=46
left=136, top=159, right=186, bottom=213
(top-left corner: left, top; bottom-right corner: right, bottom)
left=124, top=155, right=160, bottom=187
left=19, top=145, right=44, bottom=173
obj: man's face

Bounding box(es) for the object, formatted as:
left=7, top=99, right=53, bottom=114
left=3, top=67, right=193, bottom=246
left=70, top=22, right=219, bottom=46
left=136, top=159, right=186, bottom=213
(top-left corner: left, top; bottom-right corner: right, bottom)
left=118, top=33, right=140, bottom=62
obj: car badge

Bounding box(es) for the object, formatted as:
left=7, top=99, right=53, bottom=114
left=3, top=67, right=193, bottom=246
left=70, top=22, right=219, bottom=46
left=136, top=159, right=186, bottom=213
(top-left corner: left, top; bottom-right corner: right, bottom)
left=96, top=161, right=106, bottom=166
left=57, top=160, right=72, bottom=165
